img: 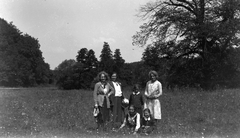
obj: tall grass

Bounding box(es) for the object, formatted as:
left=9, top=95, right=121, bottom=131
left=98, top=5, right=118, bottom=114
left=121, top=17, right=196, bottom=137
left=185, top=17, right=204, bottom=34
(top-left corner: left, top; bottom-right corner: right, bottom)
left=0, top=87, right=239, bottom=138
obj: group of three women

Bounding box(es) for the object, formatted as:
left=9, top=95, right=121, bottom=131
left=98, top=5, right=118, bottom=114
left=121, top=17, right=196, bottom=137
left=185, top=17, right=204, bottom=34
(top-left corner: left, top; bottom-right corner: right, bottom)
left=93, top=70, right=162, bottom=134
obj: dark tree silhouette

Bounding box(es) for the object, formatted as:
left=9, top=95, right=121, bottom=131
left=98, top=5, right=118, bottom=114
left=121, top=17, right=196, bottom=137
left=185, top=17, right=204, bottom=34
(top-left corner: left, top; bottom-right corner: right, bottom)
left=99, top=42, right=114, bottom=74
left=76, top=48, right=88, bottom=64
left=113, top=49, right=125, bottom=75
left=0, top=18, right=51, bottom=86
left=133, top=0, right=240, bottom=89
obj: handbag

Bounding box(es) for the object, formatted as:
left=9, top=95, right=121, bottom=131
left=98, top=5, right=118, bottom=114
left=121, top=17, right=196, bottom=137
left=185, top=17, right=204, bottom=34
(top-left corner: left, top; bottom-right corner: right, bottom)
left=122, top=98, right=129, bottom=108
left=93, top=106, right=99, bottom=117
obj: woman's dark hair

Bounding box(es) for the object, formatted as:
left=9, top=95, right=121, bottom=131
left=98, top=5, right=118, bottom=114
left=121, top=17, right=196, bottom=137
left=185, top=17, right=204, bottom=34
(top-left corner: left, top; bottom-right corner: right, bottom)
left=143, top=108, right=151, bottom=114
left=132, top=84, right=140, bottom=91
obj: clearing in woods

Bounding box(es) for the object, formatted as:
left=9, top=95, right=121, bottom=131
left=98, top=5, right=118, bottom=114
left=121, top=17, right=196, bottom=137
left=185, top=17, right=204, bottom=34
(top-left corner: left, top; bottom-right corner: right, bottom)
left=0, top=87, right=240, bottom=138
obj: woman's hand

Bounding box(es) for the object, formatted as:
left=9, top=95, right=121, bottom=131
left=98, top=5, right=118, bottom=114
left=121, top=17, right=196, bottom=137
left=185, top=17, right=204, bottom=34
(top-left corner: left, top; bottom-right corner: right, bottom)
left=145, top=93, right=150, bottom=98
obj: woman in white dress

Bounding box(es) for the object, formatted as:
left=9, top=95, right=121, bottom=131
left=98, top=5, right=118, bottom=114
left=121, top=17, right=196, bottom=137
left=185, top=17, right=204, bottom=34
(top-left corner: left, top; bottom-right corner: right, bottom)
left=144, top=70, right=162, bottom=122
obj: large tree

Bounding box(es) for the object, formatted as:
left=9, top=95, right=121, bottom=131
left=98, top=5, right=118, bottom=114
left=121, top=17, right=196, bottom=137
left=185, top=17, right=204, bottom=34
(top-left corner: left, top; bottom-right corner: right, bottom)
left=134, top=0, right=240, bottom=89
left=76, top=48, right=98, bottom=89
left=0, top=18, right=51, bottom=86
left=55, top=59, right=76, bottom=71
left=86, top=49, right=98, bottom=70
left=54, top=59, right=78, bottom=89
left=55, top=48, right=99, bottom=90
left=99, top=42, right=114, bottom=74
left=133, top=0, right=240, bottom=54
left=76, top=48, right=88, bottom=64
left=113, top=49, right=125, bottom=75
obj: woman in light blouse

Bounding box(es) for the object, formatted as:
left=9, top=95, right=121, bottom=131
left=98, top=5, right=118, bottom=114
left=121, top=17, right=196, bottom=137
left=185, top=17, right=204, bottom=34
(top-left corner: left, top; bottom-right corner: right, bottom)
left=144, top=70, right=162, bottom=121
left=109, top=72, right=125, bottom=128
left=93, top=71, right=114, bottom=129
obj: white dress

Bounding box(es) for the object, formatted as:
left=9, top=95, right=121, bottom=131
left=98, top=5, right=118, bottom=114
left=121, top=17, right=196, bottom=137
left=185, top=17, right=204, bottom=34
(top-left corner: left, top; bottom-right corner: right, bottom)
left=144, top=80, right=162, bottom=119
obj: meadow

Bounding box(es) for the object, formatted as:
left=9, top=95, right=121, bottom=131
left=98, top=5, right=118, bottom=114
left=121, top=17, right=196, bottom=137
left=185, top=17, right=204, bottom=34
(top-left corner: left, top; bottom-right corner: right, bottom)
left=0, top=87, right=239, bottom=138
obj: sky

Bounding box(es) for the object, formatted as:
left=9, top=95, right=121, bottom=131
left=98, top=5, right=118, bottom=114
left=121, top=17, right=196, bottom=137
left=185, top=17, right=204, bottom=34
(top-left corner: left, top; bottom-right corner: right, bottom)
left=0, top=0, right=151, bottom=69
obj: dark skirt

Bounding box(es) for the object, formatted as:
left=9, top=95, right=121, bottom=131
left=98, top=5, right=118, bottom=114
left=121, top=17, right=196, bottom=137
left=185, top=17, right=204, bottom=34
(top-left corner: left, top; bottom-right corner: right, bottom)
left=97, top=97, right=110, bottom=124
left=113, top=96, right=125, bottom=124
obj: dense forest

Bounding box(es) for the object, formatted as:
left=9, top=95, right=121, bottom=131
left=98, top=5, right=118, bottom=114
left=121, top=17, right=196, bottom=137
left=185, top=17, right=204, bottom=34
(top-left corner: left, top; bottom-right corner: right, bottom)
left=1, top=0, right=240, bottom=90
left=0, top=18, right=52, bottom=87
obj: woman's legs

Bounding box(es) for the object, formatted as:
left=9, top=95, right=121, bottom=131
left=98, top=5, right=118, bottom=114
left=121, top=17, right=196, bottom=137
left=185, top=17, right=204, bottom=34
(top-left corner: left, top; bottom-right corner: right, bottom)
left=102, top=97, right=110, bottom=122
left=113, top=96, right=124, bottom=127
left=96, top=97, right=110, bottom=131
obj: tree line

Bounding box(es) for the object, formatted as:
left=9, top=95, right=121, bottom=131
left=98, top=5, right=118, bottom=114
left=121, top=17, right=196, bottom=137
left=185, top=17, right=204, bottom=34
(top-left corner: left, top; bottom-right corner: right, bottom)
left=0, top=18, right=51, bottom=87
left=1, top=0, right=240, bottom=90
left=53, top=42, right=127, bottom=89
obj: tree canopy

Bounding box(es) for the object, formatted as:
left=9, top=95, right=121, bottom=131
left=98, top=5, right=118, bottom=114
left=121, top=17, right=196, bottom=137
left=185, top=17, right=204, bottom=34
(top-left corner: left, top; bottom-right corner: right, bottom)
left=133, top=0, right=240, bottom=56
left=0, top=18, right=51, bottom=87
left=99, top=42, right=114, bottom=74
left=113, top=49, right=125, bottom=75
left=55, top=42, right=131, bottom=89
left=134, top=0, right=240, bottom=89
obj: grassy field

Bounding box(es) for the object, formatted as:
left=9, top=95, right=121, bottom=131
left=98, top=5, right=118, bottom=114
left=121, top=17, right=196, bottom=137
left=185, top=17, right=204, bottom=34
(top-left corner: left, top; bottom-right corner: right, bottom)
left=0, top=87, right=239, bottom=138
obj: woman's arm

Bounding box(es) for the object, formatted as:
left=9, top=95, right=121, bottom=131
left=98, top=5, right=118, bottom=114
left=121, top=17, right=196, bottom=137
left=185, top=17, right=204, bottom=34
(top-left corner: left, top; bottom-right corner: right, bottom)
left=119, top=117, right=127, bottom=129
left=118, top=81, right=126, bottom=98
left=107, top=82, right=115, bottom=97
left=144, top=82, right=149, bottom=97
left=154, top=81, right=162, bottom=98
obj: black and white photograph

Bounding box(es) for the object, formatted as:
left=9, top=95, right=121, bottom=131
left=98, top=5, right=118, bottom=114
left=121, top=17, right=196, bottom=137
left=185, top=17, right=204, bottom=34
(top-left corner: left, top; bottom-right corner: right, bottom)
left=0, top=0, right=240, bottom=138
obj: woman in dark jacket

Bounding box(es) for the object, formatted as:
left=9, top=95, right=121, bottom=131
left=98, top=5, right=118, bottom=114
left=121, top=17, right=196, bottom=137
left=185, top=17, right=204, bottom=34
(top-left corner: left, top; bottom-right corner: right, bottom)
left=93, top=71, right=114, bottom=129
